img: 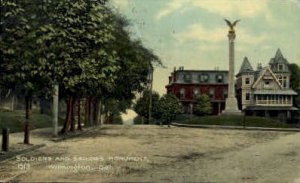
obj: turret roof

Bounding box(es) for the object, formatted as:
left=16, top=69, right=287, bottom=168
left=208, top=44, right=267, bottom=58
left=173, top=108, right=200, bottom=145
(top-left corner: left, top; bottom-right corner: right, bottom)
left=269, top=48, right=290, bottom=73
left=269, top=48, right=289, bottom=65
left=239, top=57, right=254, bottom=74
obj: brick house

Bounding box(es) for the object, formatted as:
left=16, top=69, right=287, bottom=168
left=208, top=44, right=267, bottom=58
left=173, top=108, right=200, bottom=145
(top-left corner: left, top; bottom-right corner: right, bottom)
left=166, top=67, right=228, bottom=115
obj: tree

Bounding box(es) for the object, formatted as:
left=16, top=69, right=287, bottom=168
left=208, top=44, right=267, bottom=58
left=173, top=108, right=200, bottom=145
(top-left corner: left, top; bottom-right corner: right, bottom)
left=289, top=63, right=300, bottom=108
left=193, top=94, right=212, bottom=116
left=288, top=64, right=300, bottom=120
left=102, top=14, right=161, bottom=125
left=133, top=115, right=143, bottom=125
left=33, top=0, right=120, bottom=133
left=134, top=90, right=160, bottom=124
left=153, top=94, right=183, bottom=124
left=0, top=1, right=52, bottom=144
left=289, top=63, right=300, bottom=91
left=1, top=0, right=162, bottom=137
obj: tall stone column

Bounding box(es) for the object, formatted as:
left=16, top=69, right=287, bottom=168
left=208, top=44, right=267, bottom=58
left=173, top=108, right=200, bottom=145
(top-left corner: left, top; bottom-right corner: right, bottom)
left=223, top=19, right=241, bottom=115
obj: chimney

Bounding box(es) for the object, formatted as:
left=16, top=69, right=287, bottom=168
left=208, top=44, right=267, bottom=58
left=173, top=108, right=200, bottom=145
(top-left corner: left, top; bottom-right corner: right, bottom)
left=257, top=63, right=262, bottom=71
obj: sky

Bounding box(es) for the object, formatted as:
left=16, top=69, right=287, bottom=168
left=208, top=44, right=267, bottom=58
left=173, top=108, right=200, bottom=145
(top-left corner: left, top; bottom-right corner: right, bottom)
left=109, top=0, right=300, bottom=121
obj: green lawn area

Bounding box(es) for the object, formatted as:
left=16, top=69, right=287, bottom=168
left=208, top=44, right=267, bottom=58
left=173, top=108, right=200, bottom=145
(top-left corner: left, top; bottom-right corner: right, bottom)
left=0, top=110, right=64, bottom=133
left=175, top=115, right=299, bottom=128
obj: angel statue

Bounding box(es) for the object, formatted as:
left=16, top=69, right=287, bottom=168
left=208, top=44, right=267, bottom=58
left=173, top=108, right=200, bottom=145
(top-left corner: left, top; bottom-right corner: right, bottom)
left=224, top=19, right=240, bottom=33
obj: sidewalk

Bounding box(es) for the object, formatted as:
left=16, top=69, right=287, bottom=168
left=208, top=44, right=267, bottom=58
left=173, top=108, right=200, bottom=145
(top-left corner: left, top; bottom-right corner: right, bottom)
left=171, top=122, right=300, bottom=132
left=0, top=126, right=101, bottom=163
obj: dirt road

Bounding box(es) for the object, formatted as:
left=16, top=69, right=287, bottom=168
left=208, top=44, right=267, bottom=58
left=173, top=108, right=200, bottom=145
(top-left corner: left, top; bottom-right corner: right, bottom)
left=0, top=125, right=299, bottom=183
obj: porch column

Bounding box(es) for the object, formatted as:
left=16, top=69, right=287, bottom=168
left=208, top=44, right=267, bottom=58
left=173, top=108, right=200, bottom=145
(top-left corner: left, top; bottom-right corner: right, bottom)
left=287, top=111, right=291, bottom=120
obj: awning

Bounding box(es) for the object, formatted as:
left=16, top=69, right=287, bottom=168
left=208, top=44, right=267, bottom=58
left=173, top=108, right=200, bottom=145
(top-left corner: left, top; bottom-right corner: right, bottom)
left=254, top=89, right=298, bottom=95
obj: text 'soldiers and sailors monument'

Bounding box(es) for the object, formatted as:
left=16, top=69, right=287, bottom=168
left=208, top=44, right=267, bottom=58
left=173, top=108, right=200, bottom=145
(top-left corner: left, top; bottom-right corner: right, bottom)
left=222, top=19, right=241, bottom=114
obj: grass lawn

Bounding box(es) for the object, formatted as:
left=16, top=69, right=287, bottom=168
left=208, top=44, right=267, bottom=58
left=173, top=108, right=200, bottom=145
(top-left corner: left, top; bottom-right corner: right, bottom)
left=0, top=110, right=64, bottom=133
left=175, top=115, right=299, bottom=128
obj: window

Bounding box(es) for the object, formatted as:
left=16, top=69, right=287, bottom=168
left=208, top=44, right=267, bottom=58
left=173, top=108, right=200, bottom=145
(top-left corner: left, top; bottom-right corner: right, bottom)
left=193, top=88, right=200, bottom=99
left=200, top=74, right=209, bottom=83
left=245, top=78, right=250, bottom=85
left=283, top=76, right=287, bottom=88
left=180, top=88, right=185, bottom=99
left=216, top=74, right=223, bottom=83
left=246, top=93, right=250, bottom=101
left=257, top=95, right=261, bottom=100
left=264, top=81, right=271, bottom=89
left=183, top=74, right=191, bottom=83
left=209, top=88, right=215, bottom=99
left=278, top=64, right=284, bottom=71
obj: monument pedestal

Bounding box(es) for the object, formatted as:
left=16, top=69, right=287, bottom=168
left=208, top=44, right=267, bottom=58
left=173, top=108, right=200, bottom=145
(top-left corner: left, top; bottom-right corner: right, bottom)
left=222, top=97, right=241, bottom=115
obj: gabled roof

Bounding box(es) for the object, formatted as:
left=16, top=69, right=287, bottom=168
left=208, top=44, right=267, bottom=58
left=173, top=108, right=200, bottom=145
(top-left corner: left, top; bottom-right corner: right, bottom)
left=252, top=66, right=283, bottom=89
left=239, top=57, right=254, bottom=74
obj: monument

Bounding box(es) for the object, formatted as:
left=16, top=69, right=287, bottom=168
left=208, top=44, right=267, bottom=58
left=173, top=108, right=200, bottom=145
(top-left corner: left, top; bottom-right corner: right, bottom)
left=222, top=19, right=241, bottom=115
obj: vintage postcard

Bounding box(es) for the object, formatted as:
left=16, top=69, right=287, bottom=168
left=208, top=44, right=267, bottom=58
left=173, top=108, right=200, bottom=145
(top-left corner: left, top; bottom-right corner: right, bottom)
left=0, top=0, right=300, bottom=182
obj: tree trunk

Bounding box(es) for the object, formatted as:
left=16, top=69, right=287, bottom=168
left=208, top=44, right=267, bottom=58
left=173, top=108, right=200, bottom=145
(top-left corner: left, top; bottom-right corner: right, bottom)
left=0, top=90, right=2, bottom=107
left=93, top=98, right=99, bottom=125
left=29, top=98, right=32, bottom=110
left=77, top=99, right=82, bottom=131
left=40, top=98, right=46, bottom=114
left=104, top=111, right=109, bottom=124
left=15, top=96, right=18, bottom=110
left=70, top=97, right=75, bottom=132
left=24, top=96, right=31, bottom=144
left=103, top=111, right=107, bottom=124
left=11, top=95, right=15, bottom=112
left=108, top=113, right=113, bottom=124
left=60, top=96, right=72, bottom=134
left=85, top=98, right=89, bottom=126
left=98, top=100, right=102, bottom=125
left=89, top=97, right=93, bottom=126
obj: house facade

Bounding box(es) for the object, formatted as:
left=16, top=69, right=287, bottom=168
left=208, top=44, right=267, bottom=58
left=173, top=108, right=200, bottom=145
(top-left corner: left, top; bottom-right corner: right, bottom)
left=236, top=49, right=298, bottom=121
left=166, top=67, right=228, bottom=115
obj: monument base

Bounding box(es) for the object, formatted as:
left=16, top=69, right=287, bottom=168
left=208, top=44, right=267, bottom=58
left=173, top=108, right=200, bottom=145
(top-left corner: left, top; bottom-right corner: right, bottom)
left=222, top=97, right=242, bottom=115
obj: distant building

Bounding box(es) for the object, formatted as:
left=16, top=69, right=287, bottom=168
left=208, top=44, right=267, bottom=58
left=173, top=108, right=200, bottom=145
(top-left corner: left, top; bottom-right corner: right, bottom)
left=236, top=49, right=298, bottom=121
left=166, top=67, right=228, bottom=115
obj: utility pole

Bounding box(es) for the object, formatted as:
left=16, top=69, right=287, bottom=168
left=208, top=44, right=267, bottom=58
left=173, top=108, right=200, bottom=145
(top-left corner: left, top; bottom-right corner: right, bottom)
left=52, top=84, right=59, bottom=137
left=148, top=65, right=154, bottom=124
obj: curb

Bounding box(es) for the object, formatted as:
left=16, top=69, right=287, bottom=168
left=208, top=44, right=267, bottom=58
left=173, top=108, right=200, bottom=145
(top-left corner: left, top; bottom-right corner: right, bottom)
left=171, top=123, right=300, bottom=132
left=51, top=126, right=100, bottom=142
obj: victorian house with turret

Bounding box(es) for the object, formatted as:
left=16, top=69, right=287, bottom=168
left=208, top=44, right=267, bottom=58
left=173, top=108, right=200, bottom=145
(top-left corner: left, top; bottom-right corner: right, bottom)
left=236, top=49, right=298, bottom=121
